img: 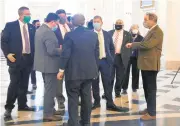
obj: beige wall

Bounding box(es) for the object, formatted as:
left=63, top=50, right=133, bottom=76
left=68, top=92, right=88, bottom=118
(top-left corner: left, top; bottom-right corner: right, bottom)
left=165, top=0, right=180, bottom=70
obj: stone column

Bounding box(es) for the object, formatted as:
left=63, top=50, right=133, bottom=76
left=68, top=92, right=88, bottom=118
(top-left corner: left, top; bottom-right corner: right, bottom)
left=165, top=0, right=180, bottom=70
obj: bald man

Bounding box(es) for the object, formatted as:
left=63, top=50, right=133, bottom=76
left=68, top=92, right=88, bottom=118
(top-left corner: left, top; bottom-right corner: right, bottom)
left=57, top=14, right=99, bottom=126
left=108, top=19, right=132, bottom=97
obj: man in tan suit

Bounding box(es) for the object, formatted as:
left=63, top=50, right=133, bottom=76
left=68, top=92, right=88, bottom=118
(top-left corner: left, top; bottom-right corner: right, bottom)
left=126, top=12, right=163, bottom=120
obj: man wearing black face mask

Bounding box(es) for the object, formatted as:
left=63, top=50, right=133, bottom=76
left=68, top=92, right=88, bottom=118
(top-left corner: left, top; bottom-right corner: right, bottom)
left=53, top=9, right=72, bottom=112
left=108, top=19, right=132, bottom=98
left=55, top=9, right=73, bottom=46
left=32, top=20, right=41, bottom=29
left=29, top=19, right=41, bottom=91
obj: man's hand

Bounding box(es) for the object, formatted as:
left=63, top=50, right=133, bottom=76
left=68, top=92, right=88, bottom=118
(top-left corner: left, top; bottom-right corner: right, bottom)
left=60, top=45, right=62, bottom=50
left=126, top=43, right=132, bottom=48
left=57, top=72, right=64, bottom=80
left=7, top=53, right=16, bottom=62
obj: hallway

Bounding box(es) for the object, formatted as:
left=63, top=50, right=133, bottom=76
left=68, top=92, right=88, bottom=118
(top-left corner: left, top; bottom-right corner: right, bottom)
left=1, top=57, right=180, bottom=126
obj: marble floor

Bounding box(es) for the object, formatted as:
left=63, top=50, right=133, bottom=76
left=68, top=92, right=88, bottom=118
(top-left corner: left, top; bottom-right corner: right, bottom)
left=0, top=57, right=180, bottom=126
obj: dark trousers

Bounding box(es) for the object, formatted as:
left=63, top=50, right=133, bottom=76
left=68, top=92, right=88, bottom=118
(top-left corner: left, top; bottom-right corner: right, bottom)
left=56, top=78, right=65, bottom=108
left=30, top=70, right=36, bottom=85
left=122, top=57, right=140, bottom=90
left=111, top=54, right=126, bottom=94
left=66, top=79, right=92, bottom=126
left=141, top=70, right=158, bottom=116
left=5, top=54, right=32, bottom=110
left=92, top=59, right=113, bottom=106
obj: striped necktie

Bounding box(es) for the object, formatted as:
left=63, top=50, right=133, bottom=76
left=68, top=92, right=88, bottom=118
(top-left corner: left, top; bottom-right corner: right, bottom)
left=23, top=25, right=30, bottom=53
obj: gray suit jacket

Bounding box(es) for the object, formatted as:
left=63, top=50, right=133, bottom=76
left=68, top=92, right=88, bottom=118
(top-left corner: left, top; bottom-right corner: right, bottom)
left=34, top=24, right=61, bottom=73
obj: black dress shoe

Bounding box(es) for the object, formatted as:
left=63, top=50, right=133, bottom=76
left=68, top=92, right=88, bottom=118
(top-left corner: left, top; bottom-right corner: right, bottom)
left=92, top=103, right=101, bottom=110
left=54, top=109, right=65, bottom=115
left=59, top=104, right=65, bottom=109
left=27, top=91, right=33, bottom=94
left=107, top=104, right=129, bottom=112
left=133, top=89, right=137, bottom=92
left=102, top=94, right=106, bottom=99
left=18, top=106, right=35, bottom=111
left=61, top=123, right=68, bottom=126
left=78, top=100, right=81, bottom=106
left=115, top=93, right=121, bottom=98
left=43, top=115, right=62, bottom=122
left=32, top=85, right=37, bottom=90
left=121, top=90, right=127, bottom=95
left=4, top=109, right=12, bottom=118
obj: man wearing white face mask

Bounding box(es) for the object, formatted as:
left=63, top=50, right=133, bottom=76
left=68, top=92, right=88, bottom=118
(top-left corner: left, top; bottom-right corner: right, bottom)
left=91, top=16, right=129, bottom=112
left=122, top=24, right=144, bottom=94
left=126, top=13, right=164, bottom=120
left=34, top=13, right=62, bottom=121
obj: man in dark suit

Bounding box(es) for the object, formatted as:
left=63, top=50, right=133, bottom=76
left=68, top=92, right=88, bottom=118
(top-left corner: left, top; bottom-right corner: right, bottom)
left=1, top=6, right=36, bottom=117
left=126, top=13, right=164, bottom=120
left=54, top=9, right=72, bottom=110
left=34, top=13, right=62, bottom=121
left=55, top=9, right=73, bottom=46
left=91, top=16, right=129, bottom=112
left=29, top=19, right=41, bottom=90
left=108, top=19, right=132, bottom=97
left=57, top=14, right=99, bottom=126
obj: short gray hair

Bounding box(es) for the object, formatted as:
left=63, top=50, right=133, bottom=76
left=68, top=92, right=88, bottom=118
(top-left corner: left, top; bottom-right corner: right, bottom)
left=72, top=14, right=85, bottom=27
left=18, top=6, right=29, bottom=16
left=146, top=12, right=158, bottom=23
left=93, top=15, right=103, bottom=21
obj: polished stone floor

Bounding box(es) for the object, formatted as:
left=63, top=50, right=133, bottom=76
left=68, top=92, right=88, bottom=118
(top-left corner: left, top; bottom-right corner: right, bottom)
left=0, top=57, right=180, bottom=126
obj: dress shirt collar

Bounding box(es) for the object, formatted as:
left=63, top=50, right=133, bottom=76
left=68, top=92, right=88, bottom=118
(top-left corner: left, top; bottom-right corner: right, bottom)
left=94, top=29, right=103, bottom=34
left=149, top=24, right=157, bottom=31
left=18, top=20, right=27, bottom=27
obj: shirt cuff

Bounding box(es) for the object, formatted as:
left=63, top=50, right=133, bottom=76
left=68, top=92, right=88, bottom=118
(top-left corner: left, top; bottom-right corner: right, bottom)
left=59, top=69, right=65, bottom=73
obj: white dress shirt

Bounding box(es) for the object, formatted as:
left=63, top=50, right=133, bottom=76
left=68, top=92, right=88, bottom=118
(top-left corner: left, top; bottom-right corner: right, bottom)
left=59, top=23, right=70, bottom=39
left=19, top=20, right=30, bottom=54
left=94, top=29, right=106, bottom=59
left=113, top=30, right=123, bottom=54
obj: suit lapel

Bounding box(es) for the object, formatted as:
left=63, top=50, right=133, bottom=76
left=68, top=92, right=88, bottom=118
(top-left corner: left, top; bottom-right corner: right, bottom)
left=102, top=30, right=107, bottom=48
left=57, top=25, right=63, bottom=39
left=122, top=30, right=127, bottom=46
left=143, top=25, right=158, bottom=41
left=27, top=23, right=32, bottom=40
left=15, top=20, right=23, bottom=42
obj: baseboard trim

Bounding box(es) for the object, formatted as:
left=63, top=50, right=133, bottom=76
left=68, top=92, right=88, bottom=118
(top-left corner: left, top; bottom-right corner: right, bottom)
left=165, top=61, right=180, bottom=70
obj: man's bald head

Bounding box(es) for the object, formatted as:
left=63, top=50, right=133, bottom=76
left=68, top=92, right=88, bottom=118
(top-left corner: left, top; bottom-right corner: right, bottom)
left=72, top=14, right=85, bottom=27
left=115, top=19, right=124, bottom=25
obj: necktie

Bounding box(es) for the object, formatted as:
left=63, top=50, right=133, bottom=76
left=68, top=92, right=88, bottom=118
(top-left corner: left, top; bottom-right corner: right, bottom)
left=98, top=32, right=104, bottom=59
left=63, top=24, right=68, bottom=34
left=114, top=32, right=120, bottom=45
left=114, top=32, right=120, bottom=54
left=23, top=25, right=30, bottom=53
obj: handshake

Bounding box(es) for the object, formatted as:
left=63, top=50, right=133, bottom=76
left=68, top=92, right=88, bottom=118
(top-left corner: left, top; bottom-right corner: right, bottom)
left=125, top=43, right=133, bottom=48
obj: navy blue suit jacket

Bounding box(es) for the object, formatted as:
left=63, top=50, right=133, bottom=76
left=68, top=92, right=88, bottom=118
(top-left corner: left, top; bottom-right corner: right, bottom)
left=1, top=20, right=36, bottom=67
left=101, top=30, right=115, bottom=65
left=59, top=26, right=99, bottom=81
